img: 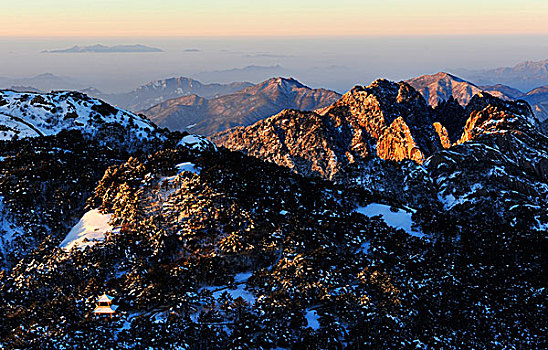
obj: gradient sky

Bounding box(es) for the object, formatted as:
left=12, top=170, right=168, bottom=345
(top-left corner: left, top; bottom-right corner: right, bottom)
left=2, top=0, right=548, bottom=37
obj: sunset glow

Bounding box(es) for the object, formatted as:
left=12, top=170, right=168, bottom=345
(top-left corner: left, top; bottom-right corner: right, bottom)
left=2, top=0, right=547, bottom=37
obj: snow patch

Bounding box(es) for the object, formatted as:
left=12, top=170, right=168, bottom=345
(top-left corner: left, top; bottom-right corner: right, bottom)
left=177, top=134, right=216, bottom=152
left=201, top=273, right=256, bottom=305
left=355, top=203, right=425, bottom=238
left=175, top=162, right=200, bottom=175
left=60, top=209, right=113, bottom=251
left=305, top=309, right=320, bottom=330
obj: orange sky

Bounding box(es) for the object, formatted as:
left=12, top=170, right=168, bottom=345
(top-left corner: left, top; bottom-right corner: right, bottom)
left=1, top=0, right=547, bottom=37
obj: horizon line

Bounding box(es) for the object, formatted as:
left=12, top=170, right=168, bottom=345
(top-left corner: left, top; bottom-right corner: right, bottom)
left=2, top=33, right=548, bottom=39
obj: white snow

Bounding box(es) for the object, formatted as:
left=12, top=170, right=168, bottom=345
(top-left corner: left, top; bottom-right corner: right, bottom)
left=0, top=90, right=162, bottom=142
left=359, top=241, right=371, bottom=254
left=355, top=203, right=425, bottom=238
left=201, top=272, right=256, bottom=304
left=60, top=209, right=113, bottom=251
left=305, top=309, right=320, bottom=330
left=175, top=162, right=200, bottom=175
left=177, top=134, right=216, bottom=151
left=203, top=284, right=256, bottom=304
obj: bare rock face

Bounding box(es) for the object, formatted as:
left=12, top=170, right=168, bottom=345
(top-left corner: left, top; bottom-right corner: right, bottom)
left=433, top=122, right=451, bottom=149
left=377, top=117, right=425, bottom=162
left=317, top=80, right=443, bottom=163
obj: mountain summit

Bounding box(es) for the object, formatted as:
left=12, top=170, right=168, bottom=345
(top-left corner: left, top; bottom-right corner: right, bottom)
left=406, top=72, right=518, bottom=106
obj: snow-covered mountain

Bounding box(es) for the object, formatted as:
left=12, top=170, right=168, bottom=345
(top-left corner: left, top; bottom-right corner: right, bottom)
left=0, top=89, right=166, bottom=149
left=143, top=77, right=342, bottom=135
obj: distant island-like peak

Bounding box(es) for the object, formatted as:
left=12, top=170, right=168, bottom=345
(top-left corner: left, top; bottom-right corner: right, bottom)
left=42, top=44, right=163, bottom=54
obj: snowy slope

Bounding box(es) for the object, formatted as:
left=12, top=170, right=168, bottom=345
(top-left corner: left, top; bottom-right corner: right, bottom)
left=60, top=209, right=113, bottom=251
left=177, top=134, right=217, bottom=152
left=0, top=90, right=164, bottom=144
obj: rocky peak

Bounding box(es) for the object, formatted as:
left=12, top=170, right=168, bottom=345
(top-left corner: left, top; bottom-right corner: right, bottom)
left=215, top=79, right=442, bottom=178
left=459, top=92, right=539, bottom=143
left=326, top=79, right=438, bottom=161
left=215, top=79, right=546, bottom=180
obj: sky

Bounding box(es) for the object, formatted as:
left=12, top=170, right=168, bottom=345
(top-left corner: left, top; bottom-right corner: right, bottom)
left=0, top=1, right=547, bottom=93
left=1, top=0, right=548, bottom=37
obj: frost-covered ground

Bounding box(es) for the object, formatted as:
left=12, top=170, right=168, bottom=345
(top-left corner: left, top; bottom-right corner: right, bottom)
left=60, top=209, right=113, bottom=251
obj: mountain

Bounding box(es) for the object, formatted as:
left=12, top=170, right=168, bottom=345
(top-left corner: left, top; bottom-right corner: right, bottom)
left=42, top=44, right=163, bottom=53
left=456, top=58, right=548, bottom=91
left=143, top=77, right=342, bottom=135
left=0, top=90, right=166, bottom=149
left=102, top=77, right=253, bottom=112
left=214, top=79, right=443, bottom=177
left=0, top=73, right=84, bottom=92
left=477, top=84, right=524, bottom=99
left=0, top=79, right=545, bottom=348
left=520, top=85, right=548, bottom=121
left=7, top=86, right=44, bottom=93
left=214, top=79, right=542, bottom=178
left=405, top=72, right=518, bottom=106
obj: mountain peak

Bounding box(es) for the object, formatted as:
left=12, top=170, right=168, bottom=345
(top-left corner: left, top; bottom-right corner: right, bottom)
left=406, top=72, right=519, bottom=106
left=260, top=77, right=307, bottom=90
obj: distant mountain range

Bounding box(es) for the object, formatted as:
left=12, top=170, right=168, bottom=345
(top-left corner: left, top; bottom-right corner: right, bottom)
left=522, top=86, right=548, bottom=123
left=406, top=71, right=548, bottom=122
left=100, top=77, right=253, bottom=112
left=42, top=44, right=163, bottom=54
left=456, top=58, right=548, bottom=91
left=0, top=73, right=84, bottom=92
left=142, top=77, right=341, bottom=135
